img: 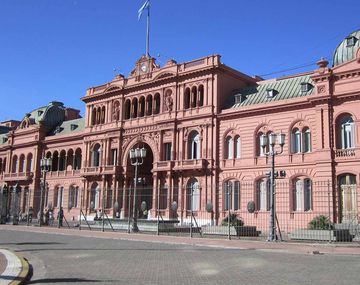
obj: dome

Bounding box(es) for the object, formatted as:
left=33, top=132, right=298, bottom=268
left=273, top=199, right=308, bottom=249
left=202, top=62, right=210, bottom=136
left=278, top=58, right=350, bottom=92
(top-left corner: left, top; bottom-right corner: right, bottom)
left=333, top=29, right=360, bottom=66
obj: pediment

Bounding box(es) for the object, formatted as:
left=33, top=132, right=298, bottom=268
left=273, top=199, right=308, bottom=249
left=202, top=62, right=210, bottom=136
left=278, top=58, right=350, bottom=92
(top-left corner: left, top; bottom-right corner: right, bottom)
left=104, top=85, right=121, bottom=93
left=153, top=72, right=176, bottom=81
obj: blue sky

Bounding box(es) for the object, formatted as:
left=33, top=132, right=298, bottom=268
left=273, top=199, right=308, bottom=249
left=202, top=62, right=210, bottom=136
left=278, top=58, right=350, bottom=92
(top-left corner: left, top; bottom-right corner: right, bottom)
left=0, top=0, right=359, bottom=121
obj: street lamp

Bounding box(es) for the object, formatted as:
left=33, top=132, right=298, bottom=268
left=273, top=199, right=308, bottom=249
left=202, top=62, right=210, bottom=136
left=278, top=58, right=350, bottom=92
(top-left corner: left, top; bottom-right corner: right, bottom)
left=39, top=157, right=52, bottom=226
left=129, top=146, right=146, bottom=232
left=260, top=132, right=285, bottom=241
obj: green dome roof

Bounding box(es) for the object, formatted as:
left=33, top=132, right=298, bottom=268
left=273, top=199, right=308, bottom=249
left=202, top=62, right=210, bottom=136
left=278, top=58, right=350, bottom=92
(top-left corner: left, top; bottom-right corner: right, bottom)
left=333, top=29, right=360, bottom=66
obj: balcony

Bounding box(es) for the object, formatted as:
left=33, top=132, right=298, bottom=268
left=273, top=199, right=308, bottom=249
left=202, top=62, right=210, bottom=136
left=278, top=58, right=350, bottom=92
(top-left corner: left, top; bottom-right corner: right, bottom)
left=102, top=165, right=118, bottom=174
left=81, top=166, right=118, bottom=176
left=174, top=159, right=207, bottom=171
left=153, top=161, right=174, bottom=172
left=3, top=172, right=34, bottom=181
left=335, top=149, right=356, bottom=158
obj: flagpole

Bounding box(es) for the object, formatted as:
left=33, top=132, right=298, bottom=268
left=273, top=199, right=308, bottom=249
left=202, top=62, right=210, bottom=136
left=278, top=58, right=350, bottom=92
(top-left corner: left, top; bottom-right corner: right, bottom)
left=146, top=2, right=150, bottom=58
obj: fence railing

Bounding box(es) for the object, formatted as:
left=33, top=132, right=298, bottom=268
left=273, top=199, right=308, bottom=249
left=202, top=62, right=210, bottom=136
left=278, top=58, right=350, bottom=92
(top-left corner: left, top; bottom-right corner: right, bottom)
left=1, top=181, right=359, bottom=243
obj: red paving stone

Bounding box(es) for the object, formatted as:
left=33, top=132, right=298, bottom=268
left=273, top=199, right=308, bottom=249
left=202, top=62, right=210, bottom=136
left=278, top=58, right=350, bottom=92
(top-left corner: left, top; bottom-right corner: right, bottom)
left=1, top=224, right=360, bottom=256
left=0, top=252, right=7, bottom=276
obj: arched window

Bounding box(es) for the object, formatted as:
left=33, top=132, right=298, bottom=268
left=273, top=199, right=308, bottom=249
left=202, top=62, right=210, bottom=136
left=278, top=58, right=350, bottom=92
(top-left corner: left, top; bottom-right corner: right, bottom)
left=340, top=116, right=355, bottom=149
left=132, top=98, right=138, bottom=118
left=12, top=155, right=18, bottom=173
left=186, top=179, right=200, bottom=211
left=69, top=185, right=79, bottom=209
left=59, top=150, right=66, bottom=171
left=96, top=107, right=101, bottom=124
left=191, top=86, right=197, bottom=108
left=292, top=178, right=312, bottom=211
left=235, top=136, right=241, bottom=158
left=91, top=108, right=96, bottom=125
left=124, top=99, right=131, bottom=120
left=224, top=180, right=240, bottom=211
left=184, top=88, right=190, bottom=109
left=146, top=95, right=153, bottom=116
left=257, top=132, right=268, bottom=156
left=291, top=127, right=311, bottom=154
left=26, top=153, right=33, bottom=172
left=138, top=97, right=145, bottom=117
left=52, top=151, right=59, bottom=171
left=292, top=128, right=301, bottom=153
left=154, top=93, right=161, bottom=114
left=101, top=106, right=106, bottom=124
left=188, top=131, right=201, bottom=159
left=93, top=144, right=101, bottom=167
left=198, top=85, right=204, bottom=107
left=18, top=154, right=25, bottom=173
left=256, top=179, right=270, bottom=211
left=74, top=148, right=82, bottom=170
left=226, top=136, right=233, bottom=159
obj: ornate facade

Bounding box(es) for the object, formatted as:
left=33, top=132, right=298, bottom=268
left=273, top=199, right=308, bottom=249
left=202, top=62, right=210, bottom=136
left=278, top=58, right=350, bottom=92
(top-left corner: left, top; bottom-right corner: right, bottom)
left=1, top=30, right=360, bottom=227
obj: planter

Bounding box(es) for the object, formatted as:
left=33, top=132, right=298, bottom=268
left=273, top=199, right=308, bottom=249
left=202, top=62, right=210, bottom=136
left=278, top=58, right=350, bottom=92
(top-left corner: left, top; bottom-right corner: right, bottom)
left=289, top=229, right=352, bottom=242
left=202, top=225, right=260, bottom=237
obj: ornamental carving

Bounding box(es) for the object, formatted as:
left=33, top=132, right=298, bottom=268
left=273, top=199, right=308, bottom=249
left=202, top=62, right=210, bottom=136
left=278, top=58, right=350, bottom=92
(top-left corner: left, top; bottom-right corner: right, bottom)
left=112, top=101, right=120, bottom=121
left=164, top=89, right=173, bottom=112
left=317, top=85, right=326, bottom=94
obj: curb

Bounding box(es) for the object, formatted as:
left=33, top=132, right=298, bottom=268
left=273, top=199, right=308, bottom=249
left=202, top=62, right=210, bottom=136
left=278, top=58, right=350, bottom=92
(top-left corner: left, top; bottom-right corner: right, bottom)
left=0, top=250, right=30, bottom=285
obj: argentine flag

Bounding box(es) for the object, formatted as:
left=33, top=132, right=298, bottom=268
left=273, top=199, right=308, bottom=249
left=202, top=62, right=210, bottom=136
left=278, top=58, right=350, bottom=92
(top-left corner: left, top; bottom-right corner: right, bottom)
left=138, top=0, right=150, bottom=21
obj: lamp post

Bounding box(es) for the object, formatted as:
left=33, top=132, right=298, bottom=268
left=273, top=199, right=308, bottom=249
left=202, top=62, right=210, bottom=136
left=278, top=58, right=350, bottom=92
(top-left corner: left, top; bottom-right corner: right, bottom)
left=260, top=132, right=285, bottom=241
left=129, top=146, right=146, bottom=232
left=39, top=157, right=52, bottom=226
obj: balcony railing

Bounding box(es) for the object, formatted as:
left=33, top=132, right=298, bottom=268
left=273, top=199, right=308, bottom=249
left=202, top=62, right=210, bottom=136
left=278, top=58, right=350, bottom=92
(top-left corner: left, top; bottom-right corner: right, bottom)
left=3, top=172, right=34, bottom=181
left=47, top=169, right=82, bottom=178
left=81, top=166, right=118, bottom=176
left=335, top=149, right=356, bottom=158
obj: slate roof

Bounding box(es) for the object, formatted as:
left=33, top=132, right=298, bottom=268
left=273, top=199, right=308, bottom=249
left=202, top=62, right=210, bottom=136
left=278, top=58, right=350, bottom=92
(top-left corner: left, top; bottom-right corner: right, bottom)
left=0, top=126, right=10, bottom=134
left=333, top=29, right=360, bottom=67
left=227, top=74, right=314, bottom=109
left=49, top=118, right=85, bottom=136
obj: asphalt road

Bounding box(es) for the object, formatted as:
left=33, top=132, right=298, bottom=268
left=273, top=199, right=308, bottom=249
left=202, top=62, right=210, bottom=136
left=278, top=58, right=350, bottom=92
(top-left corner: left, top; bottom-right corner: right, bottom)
left=0, top=229, right=360, bottom=285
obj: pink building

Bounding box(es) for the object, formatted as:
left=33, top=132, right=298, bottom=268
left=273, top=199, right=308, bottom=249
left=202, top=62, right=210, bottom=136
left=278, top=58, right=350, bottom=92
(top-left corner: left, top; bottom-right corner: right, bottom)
left=1, top=30, right=360, bottom=233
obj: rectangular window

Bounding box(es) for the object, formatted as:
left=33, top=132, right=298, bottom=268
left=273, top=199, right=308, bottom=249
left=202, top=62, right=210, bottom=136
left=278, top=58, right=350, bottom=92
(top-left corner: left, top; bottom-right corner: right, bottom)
left=234, top=181, right=240, bottom=210
left=163, top=143, right=172, bottom=161
left=111, top=149, right=118, bottom=166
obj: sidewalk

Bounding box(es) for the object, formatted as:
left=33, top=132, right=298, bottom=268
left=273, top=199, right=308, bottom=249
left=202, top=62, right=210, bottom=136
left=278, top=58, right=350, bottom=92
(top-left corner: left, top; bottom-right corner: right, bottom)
left=0, top=248, right=29, bottom=285
left=1, top=224, right=360, bottom=256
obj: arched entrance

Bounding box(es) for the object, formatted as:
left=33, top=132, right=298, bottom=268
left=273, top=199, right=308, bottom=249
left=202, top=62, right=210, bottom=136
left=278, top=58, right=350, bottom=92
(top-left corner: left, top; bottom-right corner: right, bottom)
left=338, top=174, right=358, bottom=223
left=126, top=143, right=154, bottom=218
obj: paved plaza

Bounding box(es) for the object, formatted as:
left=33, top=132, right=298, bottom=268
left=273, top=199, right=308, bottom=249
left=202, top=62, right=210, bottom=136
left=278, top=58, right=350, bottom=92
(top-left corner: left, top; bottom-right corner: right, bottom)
left=0, top=226, right=359, bottom=284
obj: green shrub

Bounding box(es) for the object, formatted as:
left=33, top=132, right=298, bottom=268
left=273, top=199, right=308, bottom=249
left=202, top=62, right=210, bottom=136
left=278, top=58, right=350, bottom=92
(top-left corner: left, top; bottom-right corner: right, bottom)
left=308, top=215, right=334, bottom=230
left=221, top=213, right=244, bottom=227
